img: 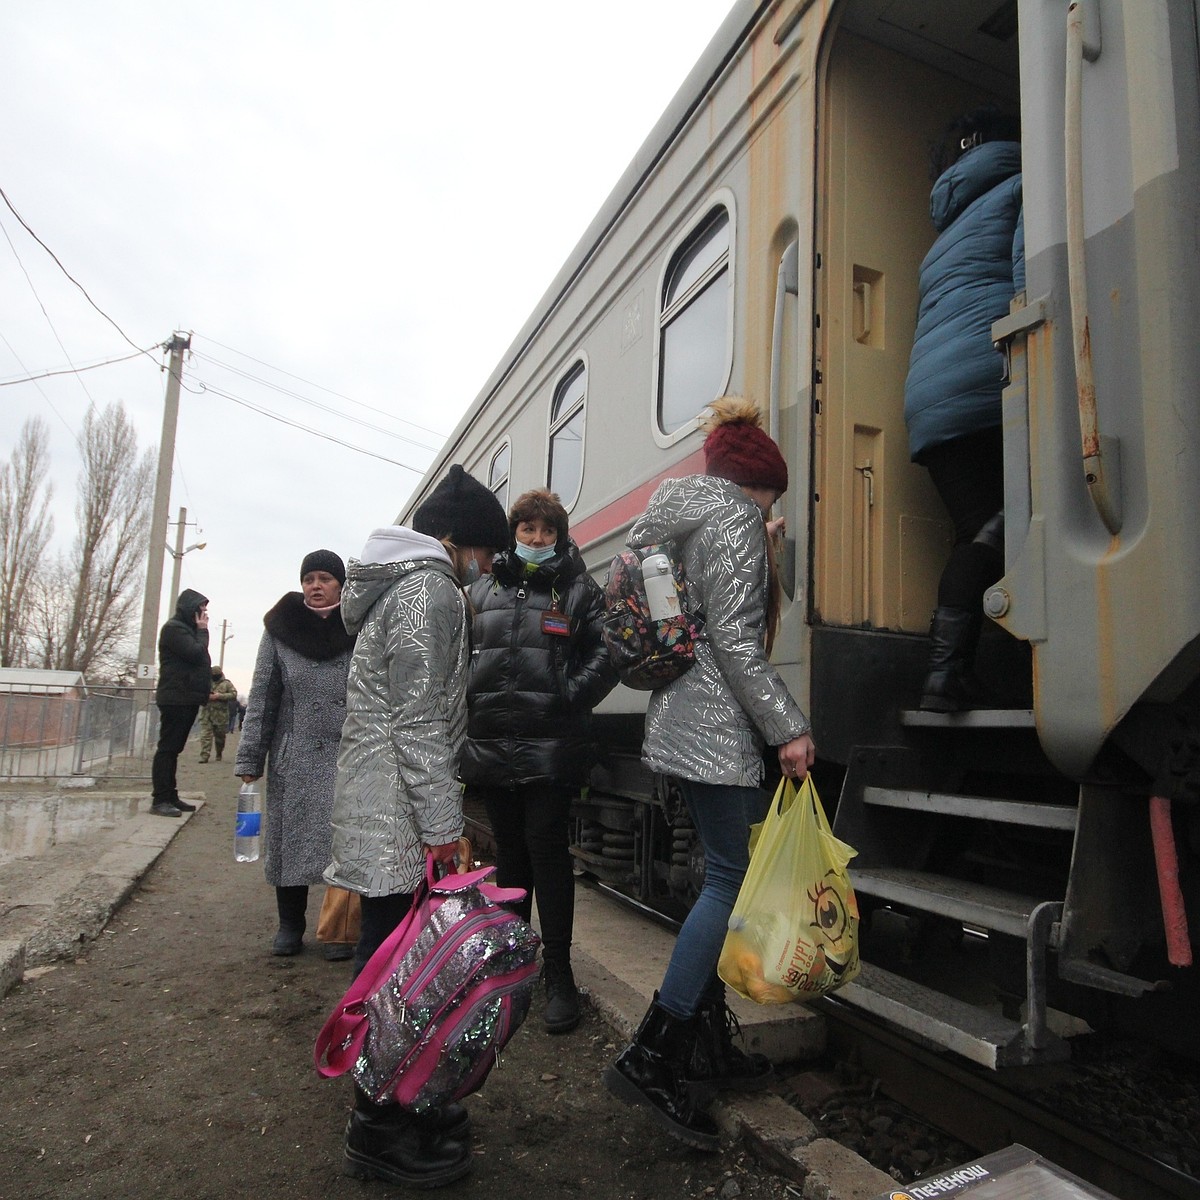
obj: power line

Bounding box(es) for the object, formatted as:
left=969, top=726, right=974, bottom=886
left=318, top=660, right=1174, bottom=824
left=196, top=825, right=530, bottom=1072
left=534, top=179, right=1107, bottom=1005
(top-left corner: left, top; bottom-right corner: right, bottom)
left=191, top=351, right=441, bottom=453
left=0, top=347, right=153, bottom=387
left=0, top=211, right=98, bottom=410
left=0, top=182, right=157, bottom=362
left=187, top=379, right=430, bottom=475
left=193, top=333, right=448, bottom=441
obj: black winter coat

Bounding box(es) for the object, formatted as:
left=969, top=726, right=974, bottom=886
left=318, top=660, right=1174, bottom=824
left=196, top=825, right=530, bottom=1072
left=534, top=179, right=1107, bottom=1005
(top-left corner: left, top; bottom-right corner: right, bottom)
left=460, top=542, right=616, bottom=789
left=156, top=588, right=211, bottom=705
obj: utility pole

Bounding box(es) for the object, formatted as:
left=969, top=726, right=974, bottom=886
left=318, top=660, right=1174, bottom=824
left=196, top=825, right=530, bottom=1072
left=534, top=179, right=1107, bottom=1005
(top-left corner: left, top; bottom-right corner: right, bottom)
left=166, top=506, right=206, bottom=613
left=134, top=333, right=191, bottom=738
left=219, top=620, right=234, bottom=670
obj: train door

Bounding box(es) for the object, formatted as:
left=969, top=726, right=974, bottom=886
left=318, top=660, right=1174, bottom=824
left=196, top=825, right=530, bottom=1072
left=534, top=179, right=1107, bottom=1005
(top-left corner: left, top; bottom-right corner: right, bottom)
left=810, top=2, right=1021, bottom=757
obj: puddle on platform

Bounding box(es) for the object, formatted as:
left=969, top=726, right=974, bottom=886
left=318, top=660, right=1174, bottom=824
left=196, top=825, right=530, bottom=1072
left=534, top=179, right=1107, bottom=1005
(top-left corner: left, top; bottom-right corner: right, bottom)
left=0, top=792, right=141, bottom=862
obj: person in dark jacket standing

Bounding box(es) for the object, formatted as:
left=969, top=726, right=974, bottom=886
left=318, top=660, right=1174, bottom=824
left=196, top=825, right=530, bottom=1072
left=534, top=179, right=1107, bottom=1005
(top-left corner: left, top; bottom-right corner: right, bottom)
left=152, top=587, right=210, bottom=817
left=903, top=107, right=1023, bottom=711
left=236, top=550, right=356, bottom=958
left=461, top=489, right=616, bottom=1033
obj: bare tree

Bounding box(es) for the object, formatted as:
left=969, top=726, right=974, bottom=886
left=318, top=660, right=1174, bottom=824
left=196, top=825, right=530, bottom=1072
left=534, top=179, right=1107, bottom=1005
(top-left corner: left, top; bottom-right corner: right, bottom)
left=0, top=417, right=55, bottom=667
left=56, top=403, right=155, bottom=676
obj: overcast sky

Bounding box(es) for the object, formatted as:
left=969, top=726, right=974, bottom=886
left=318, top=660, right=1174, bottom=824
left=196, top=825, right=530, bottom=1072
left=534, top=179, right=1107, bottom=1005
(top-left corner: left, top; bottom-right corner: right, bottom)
left=1, top=1, right=734, bottom=693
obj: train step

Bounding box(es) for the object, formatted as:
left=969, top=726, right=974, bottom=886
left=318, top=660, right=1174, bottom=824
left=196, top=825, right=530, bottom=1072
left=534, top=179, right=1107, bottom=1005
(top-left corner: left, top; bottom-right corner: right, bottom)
left=850, top=866, right=1050, bottom=939
left=836, top=961, right=1069, bottom=1069
left=862, top=786, right=1077, bottom=830
left=899, top=707, right=1036, bottom=729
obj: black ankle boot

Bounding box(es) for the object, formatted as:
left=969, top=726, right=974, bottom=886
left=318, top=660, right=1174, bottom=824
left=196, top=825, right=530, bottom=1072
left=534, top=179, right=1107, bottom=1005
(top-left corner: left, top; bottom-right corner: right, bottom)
left=542, top=958, right=581, bottom=1034
left=691, top=998, right=772, bottom=1092
left=272, top=885, right=307, bottom=956
left=603, top=1000, right=719, bottom=1151
left=920, top=606, right=984, bottom=712
left=344, top=1088, right=472, bottom=1187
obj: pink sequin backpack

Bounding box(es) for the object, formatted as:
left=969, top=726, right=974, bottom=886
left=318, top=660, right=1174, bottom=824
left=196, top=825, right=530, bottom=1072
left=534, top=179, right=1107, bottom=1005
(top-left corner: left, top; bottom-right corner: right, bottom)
left=314, top=857, right=541, bottom=1111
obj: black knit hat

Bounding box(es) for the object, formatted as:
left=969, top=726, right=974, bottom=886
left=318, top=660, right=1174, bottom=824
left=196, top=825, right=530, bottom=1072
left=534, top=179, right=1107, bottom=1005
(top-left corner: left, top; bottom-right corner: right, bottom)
left=413, top=464, right=509, bottom=551
left=300, top=549, right=346, bottom=585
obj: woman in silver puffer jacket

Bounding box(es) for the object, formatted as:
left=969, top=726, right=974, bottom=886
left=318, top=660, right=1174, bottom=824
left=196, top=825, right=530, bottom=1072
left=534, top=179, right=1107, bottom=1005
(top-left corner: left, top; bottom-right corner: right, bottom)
left=604, top=397, right=815, bottom=1151
left=324, top=465, right=509, bottom=1191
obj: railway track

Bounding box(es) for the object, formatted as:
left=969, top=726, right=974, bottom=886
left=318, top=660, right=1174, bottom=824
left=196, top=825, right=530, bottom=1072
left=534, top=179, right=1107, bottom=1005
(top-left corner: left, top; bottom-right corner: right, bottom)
left=812, top=995, right=1199, bottom=1200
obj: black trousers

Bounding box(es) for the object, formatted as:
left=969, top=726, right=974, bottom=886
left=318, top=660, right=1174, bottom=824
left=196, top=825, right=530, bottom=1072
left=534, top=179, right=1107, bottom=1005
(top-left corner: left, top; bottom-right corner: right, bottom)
left=474, top=784, right=575, bottom=965
left=353, top=892, right=414, bottom=978
left=920, top=427, right=1004, bottom=611
left=152, top=703, right=199, bottom=805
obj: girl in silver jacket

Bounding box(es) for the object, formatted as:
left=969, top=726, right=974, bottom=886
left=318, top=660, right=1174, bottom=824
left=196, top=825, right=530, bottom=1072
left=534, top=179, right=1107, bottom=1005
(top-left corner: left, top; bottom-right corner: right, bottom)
left=604, top=397, right=815, bottom=1151
left=324, top=464, right=509, bottom=1190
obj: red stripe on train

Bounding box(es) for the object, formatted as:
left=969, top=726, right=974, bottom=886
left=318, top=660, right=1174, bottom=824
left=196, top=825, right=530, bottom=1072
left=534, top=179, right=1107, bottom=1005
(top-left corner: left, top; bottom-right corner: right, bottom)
left=572, top=449, right=707, bottom=548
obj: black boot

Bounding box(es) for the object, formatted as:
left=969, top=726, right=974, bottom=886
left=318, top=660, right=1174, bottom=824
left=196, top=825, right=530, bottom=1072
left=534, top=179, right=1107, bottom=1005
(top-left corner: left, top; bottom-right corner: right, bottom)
left=272, top=885, right=307, bottom=956
left=542, top=958, right=581, bottom=1034
left=344, top=1087, right=471, bottom=1188
left=603, top=1000, right=720, bottom=1151
left=691, top=998, right=773, bottom=1092
left=920, top=606, right=983, bottom=712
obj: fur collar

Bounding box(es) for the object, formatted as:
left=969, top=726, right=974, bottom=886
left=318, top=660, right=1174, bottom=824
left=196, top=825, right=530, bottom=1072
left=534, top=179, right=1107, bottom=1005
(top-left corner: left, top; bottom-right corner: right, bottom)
left=263, top=591, right=356, bottom=661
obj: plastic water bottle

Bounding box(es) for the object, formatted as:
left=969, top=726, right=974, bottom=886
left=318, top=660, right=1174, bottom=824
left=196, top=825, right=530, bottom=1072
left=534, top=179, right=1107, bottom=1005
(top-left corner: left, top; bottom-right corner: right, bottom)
left=641, top=552, right=680, bottom=622
left=234, top=782, right=262, bottom=862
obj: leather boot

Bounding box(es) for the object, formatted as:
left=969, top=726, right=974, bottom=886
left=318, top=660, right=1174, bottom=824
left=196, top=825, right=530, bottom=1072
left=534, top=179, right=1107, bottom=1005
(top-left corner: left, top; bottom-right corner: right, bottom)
left=602, top=1000, right=719, bottom=1151
left=542, top=958, right=581, bottom=1034
left=344, top=1087, right=471, bottom=1187
left=272, top=885, right=307, bottom=956
left=920, top=606, right=983, bottom=713
left=691, top=997, right=772, bottom=1092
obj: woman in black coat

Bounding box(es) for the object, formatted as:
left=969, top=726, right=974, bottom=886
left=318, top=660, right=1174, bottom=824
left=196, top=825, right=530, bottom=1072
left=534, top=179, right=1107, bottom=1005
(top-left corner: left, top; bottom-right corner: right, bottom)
left=461, top=489, right=616, bottom=1033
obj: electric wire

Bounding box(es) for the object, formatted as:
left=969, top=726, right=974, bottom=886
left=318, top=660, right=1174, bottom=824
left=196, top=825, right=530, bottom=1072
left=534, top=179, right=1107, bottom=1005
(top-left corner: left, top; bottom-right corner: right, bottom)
left=0, top=183, right=155, bottom=362
left=186, top=379, right=431, bottom=475
left=0, top=347, right=153, bottom=387
left=191, top=351, right=441, bottom=452
left=193, top=334, right=447, bottom=441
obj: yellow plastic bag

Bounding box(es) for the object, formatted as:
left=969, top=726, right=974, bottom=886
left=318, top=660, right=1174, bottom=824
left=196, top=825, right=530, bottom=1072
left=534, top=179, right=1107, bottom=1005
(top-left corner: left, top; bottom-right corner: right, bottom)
left=718, top=776, right=860, bottom=1004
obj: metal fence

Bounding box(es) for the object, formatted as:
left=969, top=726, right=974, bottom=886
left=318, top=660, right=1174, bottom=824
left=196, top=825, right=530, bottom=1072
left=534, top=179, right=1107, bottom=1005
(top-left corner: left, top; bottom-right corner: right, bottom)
left=0, top=684, right=159, bottom=780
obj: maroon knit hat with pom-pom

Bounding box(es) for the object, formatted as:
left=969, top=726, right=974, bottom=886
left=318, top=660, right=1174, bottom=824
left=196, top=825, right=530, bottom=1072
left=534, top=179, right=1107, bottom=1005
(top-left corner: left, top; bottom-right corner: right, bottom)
left=702, top=397, right=788, bottom=494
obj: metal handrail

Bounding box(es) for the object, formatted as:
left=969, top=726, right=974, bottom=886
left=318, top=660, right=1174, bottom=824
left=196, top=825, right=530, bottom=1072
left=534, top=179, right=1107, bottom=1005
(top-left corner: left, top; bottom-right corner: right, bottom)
left=1065, top=0, right=1122, bottom=533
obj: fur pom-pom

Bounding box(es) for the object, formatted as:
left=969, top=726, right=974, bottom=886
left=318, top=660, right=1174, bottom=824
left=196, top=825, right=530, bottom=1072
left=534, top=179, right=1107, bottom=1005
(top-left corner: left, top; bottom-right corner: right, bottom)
left=699, top=395, right=763, bottom=433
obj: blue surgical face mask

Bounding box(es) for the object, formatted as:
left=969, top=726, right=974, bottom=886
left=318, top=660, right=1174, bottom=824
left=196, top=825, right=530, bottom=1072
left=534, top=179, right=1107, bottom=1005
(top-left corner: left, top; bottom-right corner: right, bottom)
left=461, top=557, right=482, bottom=585
left=514, top=541, right=557, bottom=565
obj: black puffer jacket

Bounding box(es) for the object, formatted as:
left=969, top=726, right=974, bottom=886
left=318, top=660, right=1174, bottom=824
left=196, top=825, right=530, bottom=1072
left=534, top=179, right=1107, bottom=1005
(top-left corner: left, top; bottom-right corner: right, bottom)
left=460, top=541, right=616, bottom=788
left=156, top=588, right=211, bottom=705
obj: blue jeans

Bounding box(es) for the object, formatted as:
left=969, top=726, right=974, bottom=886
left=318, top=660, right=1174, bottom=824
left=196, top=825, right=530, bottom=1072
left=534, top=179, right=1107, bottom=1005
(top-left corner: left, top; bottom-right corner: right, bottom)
left=657, top=780, right=769, bottom=1019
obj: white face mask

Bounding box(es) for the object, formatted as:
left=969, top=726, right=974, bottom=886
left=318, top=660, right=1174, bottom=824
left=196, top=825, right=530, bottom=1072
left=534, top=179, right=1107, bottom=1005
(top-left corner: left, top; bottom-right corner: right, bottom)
left=514, top=541, right=557, bottom=565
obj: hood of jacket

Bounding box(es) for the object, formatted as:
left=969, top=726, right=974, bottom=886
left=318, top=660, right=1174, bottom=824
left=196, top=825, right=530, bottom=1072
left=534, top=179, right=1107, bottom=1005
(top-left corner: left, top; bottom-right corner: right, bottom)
left=263, top=590, right=356, bottom=660
left=340, top=527, right=457, bottom=634
left=929, top=140, right=1021, bottom=233
left=629, top=474, right=758, bottom=549
left=174, top=587, right=208, bottom=623
left=489, top=538, right=585, bottom=590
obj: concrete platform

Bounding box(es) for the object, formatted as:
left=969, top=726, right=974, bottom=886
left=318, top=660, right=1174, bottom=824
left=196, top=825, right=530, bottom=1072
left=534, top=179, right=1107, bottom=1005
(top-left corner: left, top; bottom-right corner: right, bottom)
left=0, top=786, right=894, bottom=1200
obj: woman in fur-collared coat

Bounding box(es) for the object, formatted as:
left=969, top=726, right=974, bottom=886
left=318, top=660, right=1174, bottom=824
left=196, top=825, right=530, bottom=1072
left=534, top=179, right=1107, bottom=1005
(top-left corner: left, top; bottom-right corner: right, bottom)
left=235, top=550, right=355, bottom=958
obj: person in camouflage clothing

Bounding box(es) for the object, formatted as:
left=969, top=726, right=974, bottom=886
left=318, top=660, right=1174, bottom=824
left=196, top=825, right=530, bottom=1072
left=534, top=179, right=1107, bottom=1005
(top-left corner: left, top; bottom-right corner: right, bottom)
left=199, top=665, right=238, bottom=762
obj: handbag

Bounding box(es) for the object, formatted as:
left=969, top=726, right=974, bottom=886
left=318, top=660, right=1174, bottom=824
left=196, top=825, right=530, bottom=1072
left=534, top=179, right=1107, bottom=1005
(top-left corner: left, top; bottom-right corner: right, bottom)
left=316, top=886, right=361, bottom=946
left=314, top=855, right=541, bottom=1111
left=718, top=775, right=861, bottom=1004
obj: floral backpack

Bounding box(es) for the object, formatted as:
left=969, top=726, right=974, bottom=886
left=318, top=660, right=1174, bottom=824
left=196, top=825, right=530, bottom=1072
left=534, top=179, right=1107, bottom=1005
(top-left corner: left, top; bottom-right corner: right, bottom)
left=602, top=541, right=703, bottom=691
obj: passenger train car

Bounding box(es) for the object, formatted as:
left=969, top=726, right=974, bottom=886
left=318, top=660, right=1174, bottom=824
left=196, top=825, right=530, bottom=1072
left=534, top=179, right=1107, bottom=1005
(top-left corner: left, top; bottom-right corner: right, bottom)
left=402, top=0, right=1200, bottom=1067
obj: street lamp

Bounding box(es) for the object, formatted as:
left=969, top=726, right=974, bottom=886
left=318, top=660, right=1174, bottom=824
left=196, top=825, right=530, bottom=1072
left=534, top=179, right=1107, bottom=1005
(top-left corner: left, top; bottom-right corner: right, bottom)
left=166, top=504, right=206, bottom=612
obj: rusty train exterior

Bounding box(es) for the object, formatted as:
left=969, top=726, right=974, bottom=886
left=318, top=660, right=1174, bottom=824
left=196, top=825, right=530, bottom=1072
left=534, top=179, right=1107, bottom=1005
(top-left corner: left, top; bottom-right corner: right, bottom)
left=402, top=0, right=1200, bottom=1066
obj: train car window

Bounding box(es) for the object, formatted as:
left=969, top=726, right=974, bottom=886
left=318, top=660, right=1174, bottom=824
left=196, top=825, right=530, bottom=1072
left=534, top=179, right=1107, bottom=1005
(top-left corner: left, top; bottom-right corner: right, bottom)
left=488, top=441, right=511, bottom=513
left=658, top=207, right=731, bottom=435
left=548, top=360, right=586, bottom=507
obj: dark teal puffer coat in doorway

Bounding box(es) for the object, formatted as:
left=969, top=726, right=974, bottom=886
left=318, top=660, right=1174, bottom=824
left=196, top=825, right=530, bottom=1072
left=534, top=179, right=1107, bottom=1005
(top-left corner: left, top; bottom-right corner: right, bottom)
left=904, top=139, right=1024, bottom=461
